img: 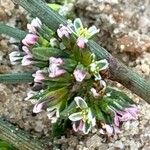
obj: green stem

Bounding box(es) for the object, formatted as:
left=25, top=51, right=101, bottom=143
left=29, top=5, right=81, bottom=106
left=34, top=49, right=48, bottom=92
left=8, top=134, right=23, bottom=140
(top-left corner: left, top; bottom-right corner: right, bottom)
left=0, top=23, right=26, bottom=40
left=0, top=73, right=34, bottom=84
left=0, top=117, right=47, bottom=150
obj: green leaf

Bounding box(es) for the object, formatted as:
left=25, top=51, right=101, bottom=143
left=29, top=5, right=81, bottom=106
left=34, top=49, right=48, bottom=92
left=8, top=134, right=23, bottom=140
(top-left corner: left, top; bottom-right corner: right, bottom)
left=0, top=73, right=34, bottom=84
left=44, top=73, right=73, bottom=83
left=31, top=47, right=68, bottom=61
left=81, top=50, right=92, bottom=66
left=61, top=58, right=77, bottom=72
left=0, top=23, right=26, bottom=40
left=105, top=87, right=135, bottom=105
left=94, top=105, right=106, bottom=122
left=61, top=100, right=76, bottom=117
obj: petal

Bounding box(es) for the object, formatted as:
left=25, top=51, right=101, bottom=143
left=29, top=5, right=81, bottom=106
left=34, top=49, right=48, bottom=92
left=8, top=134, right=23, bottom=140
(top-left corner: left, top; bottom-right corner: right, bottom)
left=76, top=38, right=86, bottom=49
left=119, top=112, right=134, bottom=121
left=72, top=120, right=83, bottom=132
left=105, top=124, right=113, bottom=137
left=125, top=106, right=138, bottom=119
left=113, top=125, right=121, bottom=135
left=74, top=97, right=88, bottom=109
left=99, top=129, right=105, bottom=135
left=22, top=46, right=30, bottom=54
left=47, top=110, right=56, bottom=119
left=90, top=88, right=100, bottom=97
left=57, top=29, right=63, bottom=38
left=87, top=109, right=95, bottom=124
left=114, top=113, right=120, bottom=126
left=24, top=90, right=37, bottom=101
left=98, top=59, right=109, bottom=71
left=67, top=24, right=76, bottom=34
left=47, top=106, right=55, bottom=112
left=73, top=69, right=87, bottom=82
left=82, top=121, right=92, bottom=134
left=51, top=117, right=58, bottom=123
left=74, top=18, right=83, bottom=31
left=33, top=102, right=45, bottom=113
left=69, top=112, right=83, bottom=121
left=91, top=117, right=96, bottom=127
left=88, top=26, right=100, bottom=36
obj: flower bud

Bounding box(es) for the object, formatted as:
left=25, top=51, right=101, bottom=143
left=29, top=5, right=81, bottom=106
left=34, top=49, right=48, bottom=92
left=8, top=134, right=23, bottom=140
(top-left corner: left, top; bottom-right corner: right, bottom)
left=22, top=34, right=38, bottom=46
left=9, top=51, right=22, bottom=65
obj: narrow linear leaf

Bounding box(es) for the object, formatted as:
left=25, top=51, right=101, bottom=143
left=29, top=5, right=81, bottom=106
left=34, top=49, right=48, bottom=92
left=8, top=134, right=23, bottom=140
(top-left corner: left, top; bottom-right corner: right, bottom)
left=0, top=23, right=26, bottom=40
left=13, top=0, right=67, bottom=31
left=0, top=73, right=34, bottom=84
left=0, top=117, right=46, bottom=150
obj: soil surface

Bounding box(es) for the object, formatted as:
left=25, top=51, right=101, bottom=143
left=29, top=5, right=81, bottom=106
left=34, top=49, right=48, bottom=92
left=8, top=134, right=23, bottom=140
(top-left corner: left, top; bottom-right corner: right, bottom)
left=0, top=0, right=150, bottom=150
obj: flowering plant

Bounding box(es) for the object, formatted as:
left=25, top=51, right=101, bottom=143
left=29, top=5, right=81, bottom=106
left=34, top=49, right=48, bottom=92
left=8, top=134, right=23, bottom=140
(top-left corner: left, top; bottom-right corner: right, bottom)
left=9, top=17, right=138, bottom=136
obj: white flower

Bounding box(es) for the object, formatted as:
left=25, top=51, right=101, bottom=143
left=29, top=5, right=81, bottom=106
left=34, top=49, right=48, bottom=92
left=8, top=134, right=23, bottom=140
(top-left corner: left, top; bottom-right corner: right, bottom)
left=33, top=102, right=46, bottom=113
left=27, top=17, right=42, bottom=34
left=69, top=97, right=96, bottom=134
left=73, top=69, right=87, bottom=82
left=9, top=51, right=22, bottom=65
left=67, top=18, right=99, bottom=48
left=47, top=102, right=62, bottom=123
left=57, top=24, right=71, bottom=38
left=49, top=57, right=66, bottom=78
left=24, top=90, right=38, bottom=101
left=89, top=59, right=109, bottom=74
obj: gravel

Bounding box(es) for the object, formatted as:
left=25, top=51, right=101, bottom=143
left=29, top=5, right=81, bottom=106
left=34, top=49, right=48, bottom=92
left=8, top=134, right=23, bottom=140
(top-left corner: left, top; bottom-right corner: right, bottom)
left=0, top=0, right=150, bottom=149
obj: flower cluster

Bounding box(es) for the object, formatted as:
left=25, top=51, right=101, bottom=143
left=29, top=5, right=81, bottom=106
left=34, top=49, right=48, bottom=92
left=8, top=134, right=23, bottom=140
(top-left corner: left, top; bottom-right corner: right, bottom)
left=57, top=18, right=99, bottom=49
left=9, top=17, right=138, bottom=136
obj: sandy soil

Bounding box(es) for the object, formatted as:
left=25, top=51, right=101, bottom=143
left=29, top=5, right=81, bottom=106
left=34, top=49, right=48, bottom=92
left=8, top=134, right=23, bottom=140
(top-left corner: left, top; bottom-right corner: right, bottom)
left=0, top=0, right=150, bottom=149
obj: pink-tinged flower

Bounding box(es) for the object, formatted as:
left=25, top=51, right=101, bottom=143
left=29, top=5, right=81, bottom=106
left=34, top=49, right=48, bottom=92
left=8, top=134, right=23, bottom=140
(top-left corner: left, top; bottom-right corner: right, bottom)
left=69, top=97, right=96, bottom=134
left=73, top=69, right=87, bottom=82
left=27, top=24, right=37, bottom=34
left=22, top=34, right=38, bottom=46
left=27, top=17, right=42, bottom=34
left=124, top=105, right=138, bottom=119
left=30, top=17, right=42, bottom=28
left=76, top=37, right=87, bottom=49
left=73, top=120, right=83, bottom=132
left=22, top=46, right=30, bottom=54
left=21, top=54, right=33, bottom=66
left=47, top=102, right=61, bottom=123
left=57, top=24, right=71, bottom=38
left=104, top=124, right=114, bottom=137
left=9, top=51, right=22, bottom=65
left=49, top=57, right=64, bottom=65
left=90, top=88, right=100, bottom=97
left=49, top=57, right=65, bottom=78
left=114, top=112, right=120, bottom=127
left=33, top=102, right=45, bottom=113
left=49, top=64, right=66, bottom=78
left=99, top=124, right=121, bottom=137
left=24, top=90, right=37, bottom=101
left=112, top=105, right=138, bottom=126
left=33, top=70, right=45, bottom=83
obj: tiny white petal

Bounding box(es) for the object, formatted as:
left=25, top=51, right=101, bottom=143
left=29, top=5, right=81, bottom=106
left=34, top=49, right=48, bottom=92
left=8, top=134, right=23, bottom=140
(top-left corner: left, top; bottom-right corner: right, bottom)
left=88, top=25, right=100, bottom=36
left=98, top=59, right=109, bottom=71
left=74, top=97, right=88, bottom=109
left=74, top=18, right=83, bottom=31
left=82, top=122, right=92, bottom=134
left=69, top=112, right=83, bottom=121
